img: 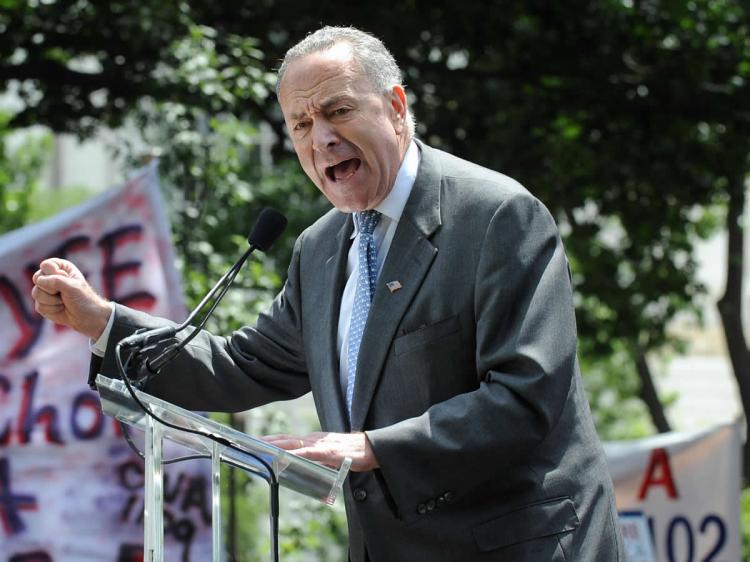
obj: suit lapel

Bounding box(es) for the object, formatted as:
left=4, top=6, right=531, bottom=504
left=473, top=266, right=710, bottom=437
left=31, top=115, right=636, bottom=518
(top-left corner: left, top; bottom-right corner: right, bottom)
left=311, top=214, right=352, bottom=433
left=350, top=141, right=442, bottom=429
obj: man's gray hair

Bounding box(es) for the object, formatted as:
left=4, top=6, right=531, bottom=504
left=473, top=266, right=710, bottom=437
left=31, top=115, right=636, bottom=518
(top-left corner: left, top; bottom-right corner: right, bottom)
left=276, top=26, right=415, bottom=137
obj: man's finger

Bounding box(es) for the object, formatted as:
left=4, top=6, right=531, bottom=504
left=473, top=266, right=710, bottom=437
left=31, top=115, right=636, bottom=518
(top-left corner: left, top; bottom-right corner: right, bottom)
left=261, top=434, right=294, bottom=441
left=31, top=286, right=63, bottom=306
left=35, top=273, right=77, bottom=295
left=40, top=258, right=80, bottom=279
left=35, top=302, right=65, bottom=317
left=39, top=259, right=64, bottom=276
left=52, top=258, right=80, bottom=278
left=265, top=437, right=306, bottom=450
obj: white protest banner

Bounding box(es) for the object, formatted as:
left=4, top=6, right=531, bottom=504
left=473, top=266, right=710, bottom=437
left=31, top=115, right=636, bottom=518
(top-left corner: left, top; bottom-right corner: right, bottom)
left=605, top=420, right=743, bottom=562
left=0, top=162, right=212, bottom=561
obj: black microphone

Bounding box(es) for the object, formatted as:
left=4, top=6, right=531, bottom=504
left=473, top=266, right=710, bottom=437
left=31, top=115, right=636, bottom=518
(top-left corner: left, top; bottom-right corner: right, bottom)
left=248, top=207, right=289, bottom=251
left=118, top=207, right=287, bottom=376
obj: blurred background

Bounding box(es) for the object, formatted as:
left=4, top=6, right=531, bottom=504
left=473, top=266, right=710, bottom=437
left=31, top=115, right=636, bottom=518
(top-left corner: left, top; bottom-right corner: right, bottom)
left=1, top=0, right=749, bottom=560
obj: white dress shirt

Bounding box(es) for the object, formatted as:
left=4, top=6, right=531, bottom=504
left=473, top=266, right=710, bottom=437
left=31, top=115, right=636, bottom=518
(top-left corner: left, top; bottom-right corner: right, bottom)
left=91, top=305, right=115, bottom=356
left=336, top=141, right=420, bottom=399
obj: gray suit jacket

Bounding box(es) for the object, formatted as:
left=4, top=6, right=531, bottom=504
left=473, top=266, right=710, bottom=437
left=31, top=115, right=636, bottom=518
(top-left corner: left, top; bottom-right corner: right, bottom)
left=98, top=141, right=624, bottom=561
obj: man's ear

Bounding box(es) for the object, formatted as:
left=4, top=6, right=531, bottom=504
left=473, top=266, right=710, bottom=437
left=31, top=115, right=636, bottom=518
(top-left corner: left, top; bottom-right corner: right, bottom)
left=389, top=85, right=408, bottom=134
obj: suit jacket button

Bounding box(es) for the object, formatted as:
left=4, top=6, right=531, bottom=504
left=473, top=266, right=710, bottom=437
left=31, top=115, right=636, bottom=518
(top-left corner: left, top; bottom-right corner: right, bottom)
left=417, top=503, right=427, bottom=515
left=353, top=488, right=367, bottom=502
left=444, top=491, right=455, bottom=503
left=426, top=499, right=436, bottom=511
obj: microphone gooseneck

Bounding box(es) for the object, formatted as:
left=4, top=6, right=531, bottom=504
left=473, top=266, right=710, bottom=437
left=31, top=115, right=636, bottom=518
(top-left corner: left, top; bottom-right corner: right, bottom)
left=122, top=207, right=288, bottom=374
left=119, top=326, right=177, bottom=350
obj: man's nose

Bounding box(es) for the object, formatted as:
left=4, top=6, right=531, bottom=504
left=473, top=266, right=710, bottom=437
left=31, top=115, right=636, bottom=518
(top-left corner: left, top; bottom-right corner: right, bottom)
left=311, top=120, right=340, bottom=152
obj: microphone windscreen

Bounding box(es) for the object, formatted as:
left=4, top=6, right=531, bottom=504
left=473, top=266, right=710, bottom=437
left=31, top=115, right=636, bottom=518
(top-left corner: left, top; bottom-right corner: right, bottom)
left=247, top=207, right=288, bottom=251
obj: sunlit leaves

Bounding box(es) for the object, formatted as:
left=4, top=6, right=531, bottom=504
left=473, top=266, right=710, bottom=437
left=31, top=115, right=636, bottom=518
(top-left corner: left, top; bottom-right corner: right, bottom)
left=0, top=112, right=52, bottom=233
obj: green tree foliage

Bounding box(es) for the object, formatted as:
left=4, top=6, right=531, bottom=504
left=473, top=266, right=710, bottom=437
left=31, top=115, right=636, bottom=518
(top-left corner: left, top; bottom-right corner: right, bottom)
left=0, top=1, right=281, bottom=139
left=119, top=102, right=328, bottom=330
left=230, top=0, right=750, bottom=444
left=110, top=22, right=328, bottom=327
left=4, top=0, right=750, bottom=553
left=0, top=112, right=51, bottom=232
left=260, top=0, right=737, bottom=431
left=0, top=5, right=337, bottom=555
left=110, top=24, right=333, bottom=559
left=7, top=0, right=743, bottom=441
left=1, top=0, right=190, bottom=135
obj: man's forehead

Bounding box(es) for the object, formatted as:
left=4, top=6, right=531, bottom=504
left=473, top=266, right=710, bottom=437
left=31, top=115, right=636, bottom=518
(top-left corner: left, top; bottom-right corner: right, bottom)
left=278, top=45, right=368, bottom=102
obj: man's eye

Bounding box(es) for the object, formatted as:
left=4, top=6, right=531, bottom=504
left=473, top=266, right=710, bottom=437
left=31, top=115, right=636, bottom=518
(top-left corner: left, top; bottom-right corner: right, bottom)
left=333, top=107, right=351, bottom=117
left=294, top=122, right=309, bottom=131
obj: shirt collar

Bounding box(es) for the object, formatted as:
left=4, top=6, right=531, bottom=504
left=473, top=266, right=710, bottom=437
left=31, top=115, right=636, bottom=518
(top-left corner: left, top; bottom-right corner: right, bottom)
left=352, top=140, right=420, bottom=238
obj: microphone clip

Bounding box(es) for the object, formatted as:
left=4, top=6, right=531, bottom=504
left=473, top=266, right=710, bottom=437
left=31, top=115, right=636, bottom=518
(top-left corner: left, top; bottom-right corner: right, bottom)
left=119, top=329, right=177, bottom=388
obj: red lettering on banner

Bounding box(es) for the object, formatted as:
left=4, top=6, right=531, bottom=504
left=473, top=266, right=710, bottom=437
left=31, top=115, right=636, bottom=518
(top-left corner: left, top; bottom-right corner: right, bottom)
left=117, top=544, right=145, bottom=562
left=99, top=225, right=157, bottom=310
left=9, top=551, right=52, bottom=562
left=70, top=392, right=104, bottom=440
left=637, top=447, right=679, bottom=500
left=0, top=276, right=44, bottom=360
left=54, top=235, right=91, bottom=264
left=0, top=372, right=122, bottom=447
left=1, top=226, right=157, bottom=360
left=17, top=371, right=63, bottom=446
left=0, top=375, right=10, bottom=445
left=1, top=236, right=93, bottom=351
left=117, top=459, right=209, bottom=559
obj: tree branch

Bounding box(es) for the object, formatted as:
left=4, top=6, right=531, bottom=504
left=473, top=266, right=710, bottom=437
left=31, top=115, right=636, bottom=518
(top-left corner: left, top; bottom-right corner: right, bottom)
left=635, top=349, right=672, bottom=433
left=717, top=172, right=750, bottom=479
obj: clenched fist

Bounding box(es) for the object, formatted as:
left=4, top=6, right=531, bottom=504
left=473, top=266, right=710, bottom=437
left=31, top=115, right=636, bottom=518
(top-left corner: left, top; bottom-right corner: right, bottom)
left=31, top=258, right=113, bottom=340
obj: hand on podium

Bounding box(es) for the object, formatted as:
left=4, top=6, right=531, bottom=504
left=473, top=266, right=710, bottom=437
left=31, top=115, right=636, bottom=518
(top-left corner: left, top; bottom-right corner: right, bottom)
left=263, top=431, right=379, bottom=472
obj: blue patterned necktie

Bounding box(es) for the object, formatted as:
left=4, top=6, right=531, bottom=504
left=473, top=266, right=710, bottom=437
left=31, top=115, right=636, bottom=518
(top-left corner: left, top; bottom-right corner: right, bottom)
left=345, top=210, right=382, bottom=418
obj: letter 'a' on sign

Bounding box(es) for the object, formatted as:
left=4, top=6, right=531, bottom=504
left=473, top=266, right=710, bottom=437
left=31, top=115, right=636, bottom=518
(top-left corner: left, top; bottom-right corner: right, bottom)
left=637, top=447, right=679, bottom=500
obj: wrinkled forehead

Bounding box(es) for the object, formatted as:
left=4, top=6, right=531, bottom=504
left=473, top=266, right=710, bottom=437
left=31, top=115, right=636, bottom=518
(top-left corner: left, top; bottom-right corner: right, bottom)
left=278, top=46, right=377, bottom=110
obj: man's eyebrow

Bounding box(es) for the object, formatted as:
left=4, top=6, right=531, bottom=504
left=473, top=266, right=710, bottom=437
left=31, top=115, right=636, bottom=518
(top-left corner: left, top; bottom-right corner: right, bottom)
left=320, top=94, right=355, bottom=110
left=288, top=95, right=355, bottom=122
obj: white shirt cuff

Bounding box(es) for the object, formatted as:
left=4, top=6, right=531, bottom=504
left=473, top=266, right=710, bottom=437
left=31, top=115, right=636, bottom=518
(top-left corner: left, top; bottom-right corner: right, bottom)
left=89, top=307, right=115, bottom=357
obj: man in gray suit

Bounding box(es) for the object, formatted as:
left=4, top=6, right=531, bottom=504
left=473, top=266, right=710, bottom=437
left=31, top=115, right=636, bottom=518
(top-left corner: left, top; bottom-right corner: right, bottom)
left=32, top=26, right=623, bottom=562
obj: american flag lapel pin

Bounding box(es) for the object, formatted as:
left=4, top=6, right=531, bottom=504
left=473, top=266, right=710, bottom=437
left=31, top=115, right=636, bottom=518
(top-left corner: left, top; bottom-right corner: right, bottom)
left=386, top=280, right=402, bottom=293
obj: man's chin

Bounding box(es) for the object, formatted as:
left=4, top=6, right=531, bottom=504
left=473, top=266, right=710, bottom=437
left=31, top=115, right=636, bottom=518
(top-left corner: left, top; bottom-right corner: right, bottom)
left=322, top=185, right=366, bottom=213
left=320, top=177, right=389, bottom=213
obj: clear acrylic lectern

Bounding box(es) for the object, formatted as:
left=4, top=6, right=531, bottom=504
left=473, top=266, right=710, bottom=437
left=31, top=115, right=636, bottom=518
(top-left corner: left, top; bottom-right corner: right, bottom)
left=96, top=375, right=351, bottom=562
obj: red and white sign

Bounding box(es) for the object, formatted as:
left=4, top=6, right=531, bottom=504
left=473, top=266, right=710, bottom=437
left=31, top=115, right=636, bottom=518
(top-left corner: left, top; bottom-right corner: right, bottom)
left=605, top=420, right=743, bottom=562
left=0, top=163, right=212, bottom=561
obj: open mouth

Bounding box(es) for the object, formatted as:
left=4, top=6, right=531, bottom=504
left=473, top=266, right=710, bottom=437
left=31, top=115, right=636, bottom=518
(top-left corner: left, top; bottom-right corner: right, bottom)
left=325, top=158, right=361, bottom=182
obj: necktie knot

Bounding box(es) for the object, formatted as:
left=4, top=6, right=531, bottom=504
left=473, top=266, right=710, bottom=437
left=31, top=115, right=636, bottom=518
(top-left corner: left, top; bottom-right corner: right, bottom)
left=356, top=210, right=381, bottom=236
